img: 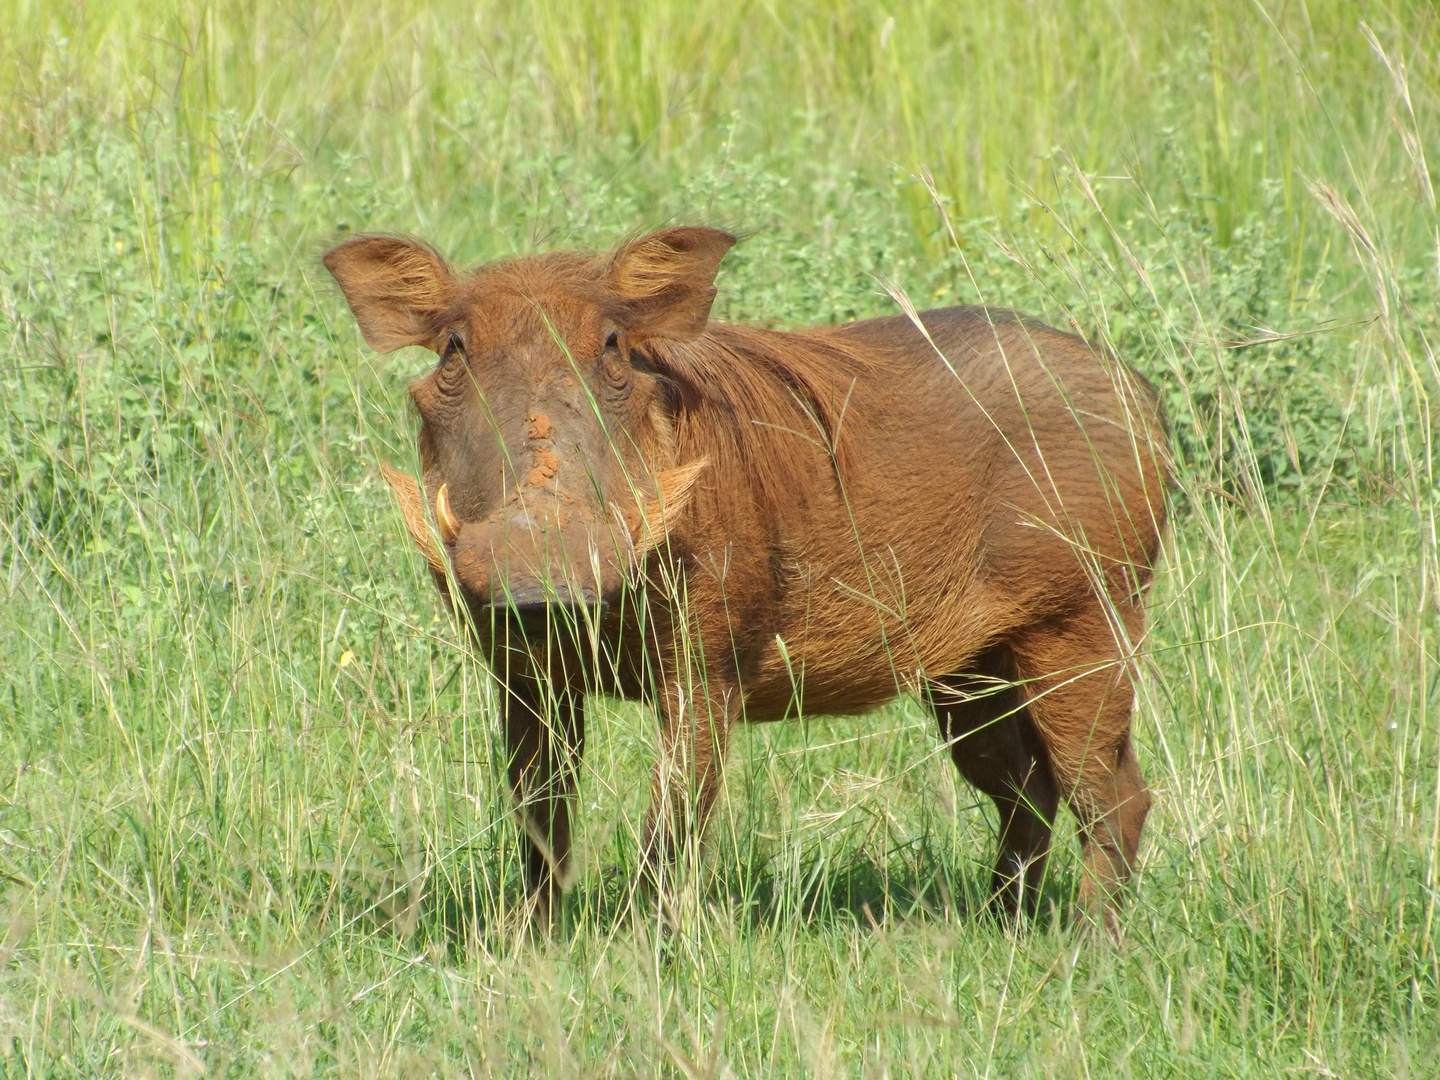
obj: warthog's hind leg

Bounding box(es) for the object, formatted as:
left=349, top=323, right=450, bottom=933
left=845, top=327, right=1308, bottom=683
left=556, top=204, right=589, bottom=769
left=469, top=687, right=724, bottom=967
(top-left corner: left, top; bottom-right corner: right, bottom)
left=929, top=645, right=1060, bottom=921
left=1011, top=608, right=1152, bottom=938
left=638, top=675, right=737, bottom=919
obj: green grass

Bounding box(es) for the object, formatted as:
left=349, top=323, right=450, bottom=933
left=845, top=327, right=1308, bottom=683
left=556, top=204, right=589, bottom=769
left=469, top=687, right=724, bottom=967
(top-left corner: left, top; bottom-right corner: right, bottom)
left=1, top=1, right=1437, bottom=1075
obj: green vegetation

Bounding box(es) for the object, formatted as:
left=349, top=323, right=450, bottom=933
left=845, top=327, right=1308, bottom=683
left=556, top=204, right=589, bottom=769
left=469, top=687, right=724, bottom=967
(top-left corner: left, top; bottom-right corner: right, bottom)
left=1, top=1, right=1437, bottom=1075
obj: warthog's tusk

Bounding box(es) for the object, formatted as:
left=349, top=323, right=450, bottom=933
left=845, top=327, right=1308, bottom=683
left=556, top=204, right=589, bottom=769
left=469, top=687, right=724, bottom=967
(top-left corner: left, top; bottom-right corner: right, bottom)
left=435, top=483, right=460, bottom=544
left=632, top=458, right=709, bottom=553
left=379, top=464, right=446, bottom=574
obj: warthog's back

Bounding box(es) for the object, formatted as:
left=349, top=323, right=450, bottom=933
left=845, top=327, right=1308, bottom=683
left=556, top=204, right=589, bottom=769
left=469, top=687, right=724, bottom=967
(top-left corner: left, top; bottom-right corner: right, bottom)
left=736, top=306, right=1168, bottom=717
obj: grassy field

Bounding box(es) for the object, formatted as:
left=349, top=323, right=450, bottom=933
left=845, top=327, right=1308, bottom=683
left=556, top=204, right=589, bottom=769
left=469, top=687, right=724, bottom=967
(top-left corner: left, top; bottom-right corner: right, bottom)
left=2, top=1, right=1438, bottom=1075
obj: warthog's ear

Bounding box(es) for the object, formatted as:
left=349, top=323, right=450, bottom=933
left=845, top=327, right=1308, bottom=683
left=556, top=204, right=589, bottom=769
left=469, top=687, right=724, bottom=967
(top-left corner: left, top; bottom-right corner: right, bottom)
left=601, top=227, right=736, bottom=342
left=323, top=237, right=455, bottom=353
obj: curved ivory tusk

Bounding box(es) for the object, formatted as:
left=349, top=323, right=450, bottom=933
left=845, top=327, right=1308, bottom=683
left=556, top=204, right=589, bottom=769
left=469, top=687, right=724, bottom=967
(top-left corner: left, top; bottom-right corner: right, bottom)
left=633, top=457, right=709, bottom=553
left=435, top=483, right=461, bottom=544
left=379, top=464, right=447, bottom=574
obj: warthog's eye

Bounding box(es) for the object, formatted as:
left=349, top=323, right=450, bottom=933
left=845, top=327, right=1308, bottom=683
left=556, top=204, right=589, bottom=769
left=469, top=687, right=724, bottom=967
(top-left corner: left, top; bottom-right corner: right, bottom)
left=434, top=332, right=468, bottom=394
left=601, top=354, right=629, bottom=391
left=599, top=331, right=629, bottom=396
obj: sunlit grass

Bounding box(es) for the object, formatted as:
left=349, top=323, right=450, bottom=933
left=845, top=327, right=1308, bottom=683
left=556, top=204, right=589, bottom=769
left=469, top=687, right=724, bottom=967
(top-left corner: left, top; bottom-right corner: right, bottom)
left=1, top=1, right=1437, bottom=1076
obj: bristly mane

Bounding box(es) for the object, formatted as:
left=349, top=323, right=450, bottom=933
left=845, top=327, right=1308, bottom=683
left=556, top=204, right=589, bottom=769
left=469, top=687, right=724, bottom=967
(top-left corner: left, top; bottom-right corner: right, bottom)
left=647, top=323, right=874, bottom=517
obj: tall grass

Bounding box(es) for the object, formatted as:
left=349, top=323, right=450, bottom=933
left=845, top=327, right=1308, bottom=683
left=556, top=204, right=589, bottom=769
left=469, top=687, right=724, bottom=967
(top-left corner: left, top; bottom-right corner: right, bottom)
left=1, top=1, right=1437, bottom=1076
left=5, top=1, right=1435, bottom=243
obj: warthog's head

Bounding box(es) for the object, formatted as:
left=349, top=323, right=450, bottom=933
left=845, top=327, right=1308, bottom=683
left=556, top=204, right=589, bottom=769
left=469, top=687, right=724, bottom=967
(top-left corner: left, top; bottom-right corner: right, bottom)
left=325, top=228, right=730, bottom=652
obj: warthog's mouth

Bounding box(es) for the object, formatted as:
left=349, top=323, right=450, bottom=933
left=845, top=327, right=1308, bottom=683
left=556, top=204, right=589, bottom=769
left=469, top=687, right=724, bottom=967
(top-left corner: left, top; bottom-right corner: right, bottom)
left=482, top=598, right=613, bottom=651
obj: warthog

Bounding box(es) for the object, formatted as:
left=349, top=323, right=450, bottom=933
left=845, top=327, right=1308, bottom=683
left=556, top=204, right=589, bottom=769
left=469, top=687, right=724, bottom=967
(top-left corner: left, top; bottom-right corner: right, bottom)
left=325, top=226, right=1168, bottom=934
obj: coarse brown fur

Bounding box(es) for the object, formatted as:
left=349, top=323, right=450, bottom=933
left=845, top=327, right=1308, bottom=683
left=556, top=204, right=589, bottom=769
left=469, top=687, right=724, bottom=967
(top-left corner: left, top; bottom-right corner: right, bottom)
left=325, top=227, right=1170, bottom=936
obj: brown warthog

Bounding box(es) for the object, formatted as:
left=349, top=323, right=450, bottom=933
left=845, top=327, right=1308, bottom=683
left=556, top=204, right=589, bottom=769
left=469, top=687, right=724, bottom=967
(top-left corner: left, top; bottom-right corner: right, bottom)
left=325, top=226, right=1169, bottom=934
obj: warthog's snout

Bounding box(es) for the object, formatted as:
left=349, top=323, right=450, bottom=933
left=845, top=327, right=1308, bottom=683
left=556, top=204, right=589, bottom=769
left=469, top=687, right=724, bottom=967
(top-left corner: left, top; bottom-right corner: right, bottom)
left=378, top=464, right=707, bottom=637
left=437, top=483, right=628, bottom=629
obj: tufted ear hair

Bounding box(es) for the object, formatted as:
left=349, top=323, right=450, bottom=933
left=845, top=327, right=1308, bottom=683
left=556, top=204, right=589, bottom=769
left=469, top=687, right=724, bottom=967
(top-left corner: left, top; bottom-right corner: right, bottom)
left=599, top=226, right=736, bottom=342
left=324, top=236, right=456, bottom=353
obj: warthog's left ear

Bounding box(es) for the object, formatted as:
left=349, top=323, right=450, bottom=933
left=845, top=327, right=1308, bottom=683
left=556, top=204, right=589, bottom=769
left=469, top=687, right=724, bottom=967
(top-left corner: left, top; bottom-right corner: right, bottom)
left=600, top=226, right=736, bottom=342
left=324, top=236, right=456, bottom=353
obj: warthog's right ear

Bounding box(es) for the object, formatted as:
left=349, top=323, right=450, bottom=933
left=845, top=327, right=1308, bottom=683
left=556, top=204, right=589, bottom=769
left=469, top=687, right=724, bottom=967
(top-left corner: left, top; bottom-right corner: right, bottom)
left=600, top=226, right=736, bottom=342
left=323, top=237, right=455, bottom=353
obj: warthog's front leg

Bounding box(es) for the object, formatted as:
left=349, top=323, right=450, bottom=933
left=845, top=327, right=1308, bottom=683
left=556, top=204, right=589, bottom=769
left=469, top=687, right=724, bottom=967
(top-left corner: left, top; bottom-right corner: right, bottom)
left=501, top=681, right=585, bottom=928
left=638, top=670, right=738, bottom=910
